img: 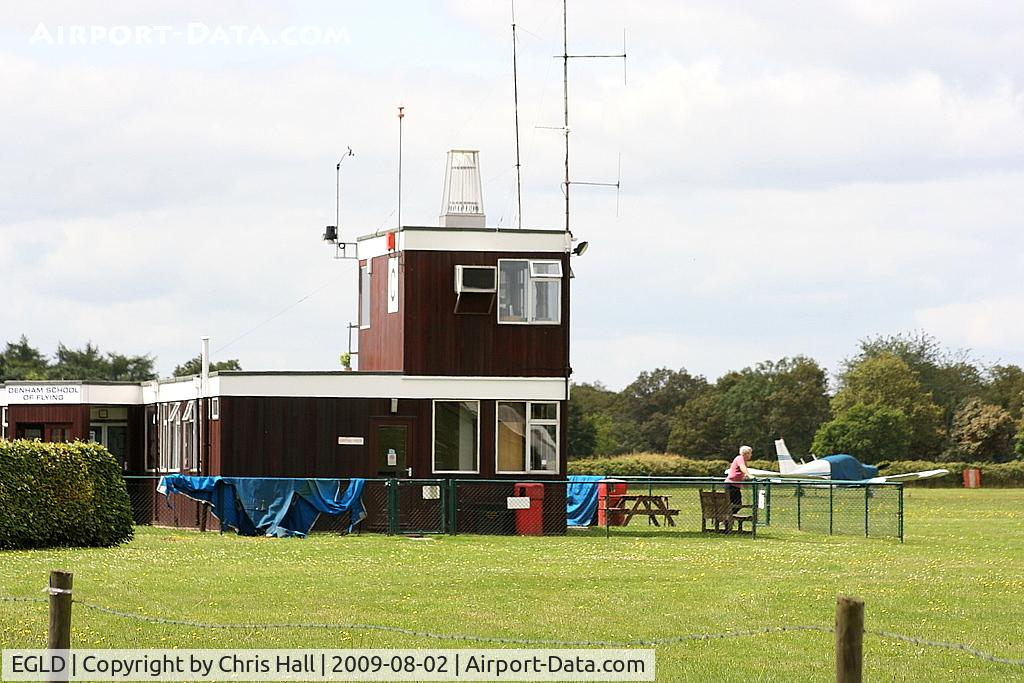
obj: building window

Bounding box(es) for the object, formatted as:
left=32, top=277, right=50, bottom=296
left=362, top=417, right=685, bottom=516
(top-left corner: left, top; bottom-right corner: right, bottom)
left=209, top=397, right=220, bottom=420
left=158, top=402, right=197, bottom=472
left=496, top=401, right=559, bottom=474
left=432, top=400, right=479, bottom=473
left=1, top=407, right=7, bottom=439
left=498, top=259, right=562, bottom=324
left=359, top=261, right=371, bottom=328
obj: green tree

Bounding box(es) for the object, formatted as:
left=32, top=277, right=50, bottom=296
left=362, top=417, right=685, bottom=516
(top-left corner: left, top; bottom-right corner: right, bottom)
left=811, top=403, right=913, bottom=463
left=616, top=368, right=708, bottom=453
left=848, top=332, right=984, bottom=438
left=984, top=364, right=1024, bottom=422
left=1, top=336, right=50, bottom=380
left=667, top=357, right=829, bottom=459
left=173, top=356, right=242, bottom=377
left=667, top=391, right=727, bottom=458
left=49, top=342, right=156, bottom=381
left=832, top=352, right=943, bottom=457
left=566, top=402, right=597, bottom=457
left=1016, top=416, right=1024, bottom=459
left=950, top=398, right=1015, bottom=462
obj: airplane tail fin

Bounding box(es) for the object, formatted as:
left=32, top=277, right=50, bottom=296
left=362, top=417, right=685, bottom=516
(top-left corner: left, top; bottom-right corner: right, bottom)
left=775, top=438, right=797, bottom=474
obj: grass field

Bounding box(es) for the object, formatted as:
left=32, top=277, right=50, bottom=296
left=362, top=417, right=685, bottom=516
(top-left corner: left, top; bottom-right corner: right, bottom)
left=1, top=488, right=1022, bottom=682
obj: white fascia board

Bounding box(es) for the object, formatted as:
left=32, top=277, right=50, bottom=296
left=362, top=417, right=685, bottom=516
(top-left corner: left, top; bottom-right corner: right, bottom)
left=357, top=228, right=570, bottom=260
left=82, top=384, right=144, bottom=405
left=142, top=378, right=201, bottom=404
left=215, top=374, right=567, bottom=401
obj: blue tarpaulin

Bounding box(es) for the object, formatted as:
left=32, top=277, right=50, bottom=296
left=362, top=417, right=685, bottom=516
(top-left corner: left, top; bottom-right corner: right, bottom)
left=157, top=475, right=367, bottom=537
left=566, top=475, right=604, bottom=526
left=823, top=455, right=879, bottom=481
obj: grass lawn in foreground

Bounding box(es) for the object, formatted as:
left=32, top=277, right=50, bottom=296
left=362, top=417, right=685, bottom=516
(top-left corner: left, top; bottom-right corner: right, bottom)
left=1, top=488, right=1022, bottom=682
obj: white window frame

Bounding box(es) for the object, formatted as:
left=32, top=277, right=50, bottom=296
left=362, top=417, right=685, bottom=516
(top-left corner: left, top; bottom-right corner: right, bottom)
left=431, top=399, right=481, bottom=474
left=359, top=260, right=372, bottom=329
left=497, top=258, right=562, bottom=325
left=159, top=402, right=183, bottom=472
left=495, top=400, right=561, bottom=475
left=1, top=407, right=7, bottom=439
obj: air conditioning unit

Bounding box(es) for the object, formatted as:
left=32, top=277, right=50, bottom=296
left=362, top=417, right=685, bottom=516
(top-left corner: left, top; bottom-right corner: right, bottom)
left=455, top=265, right=497, bottom=293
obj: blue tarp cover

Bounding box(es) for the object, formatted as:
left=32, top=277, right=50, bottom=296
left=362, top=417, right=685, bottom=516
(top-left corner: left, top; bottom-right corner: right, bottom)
left=157, top=475, right=367, bottom=537
left=823, top=455, right=879, bottom=481
left=566, top=475, right=604, bottom=526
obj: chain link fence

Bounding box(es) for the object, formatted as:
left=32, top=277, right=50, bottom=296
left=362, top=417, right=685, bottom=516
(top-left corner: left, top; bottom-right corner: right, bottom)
left=124, top=476, right=903, bottom=541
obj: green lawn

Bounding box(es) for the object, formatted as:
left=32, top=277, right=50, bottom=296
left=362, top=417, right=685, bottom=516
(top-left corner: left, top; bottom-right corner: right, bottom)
left=1, top=489, right=1022, bottom=682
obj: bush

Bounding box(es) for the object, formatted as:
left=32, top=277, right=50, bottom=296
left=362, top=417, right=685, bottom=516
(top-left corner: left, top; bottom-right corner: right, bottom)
left=570, top=453, right=1024, bottom=487
left=568, top=453, right=778, bottom=478
left=0, top=440, right=134, bottom=550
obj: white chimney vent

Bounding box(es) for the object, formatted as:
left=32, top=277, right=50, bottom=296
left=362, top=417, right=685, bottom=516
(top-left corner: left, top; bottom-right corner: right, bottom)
left=440, top=150, right=485, bottom=228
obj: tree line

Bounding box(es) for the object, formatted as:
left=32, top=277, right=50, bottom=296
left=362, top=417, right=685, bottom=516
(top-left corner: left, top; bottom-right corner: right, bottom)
left=0, top=336, right=241, bottom=382
left=569, top=332, right=1024, bottom=463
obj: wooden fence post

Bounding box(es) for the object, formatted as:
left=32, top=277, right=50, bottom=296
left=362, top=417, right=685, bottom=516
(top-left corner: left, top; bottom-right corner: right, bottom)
left=835, top=594, right=864, bottom=683
left=47, top=570, right=73, bottom=683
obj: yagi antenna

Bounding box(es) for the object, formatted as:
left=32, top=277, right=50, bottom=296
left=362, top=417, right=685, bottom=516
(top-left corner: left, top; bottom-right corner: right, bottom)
left=543, top=0, right=627, bottom=235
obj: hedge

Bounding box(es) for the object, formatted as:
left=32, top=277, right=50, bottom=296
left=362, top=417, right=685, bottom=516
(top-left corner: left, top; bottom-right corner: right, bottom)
left=568, top=453, right=1024, bottom=487
left=0, top=440, right=134, bottom=550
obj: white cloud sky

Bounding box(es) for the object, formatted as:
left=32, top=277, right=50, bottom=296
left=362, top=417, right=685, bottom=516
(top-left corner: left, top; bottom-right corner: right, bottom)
left=1, top=1, right=1022, bottom=389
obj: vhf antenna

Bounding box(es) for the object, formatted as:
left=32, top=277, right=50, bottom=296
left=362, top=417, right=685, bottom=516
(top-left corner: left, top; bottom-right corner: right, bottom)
left=547, top=0, right=627, bottom=234
left=512, top=0, right=523, bottom=229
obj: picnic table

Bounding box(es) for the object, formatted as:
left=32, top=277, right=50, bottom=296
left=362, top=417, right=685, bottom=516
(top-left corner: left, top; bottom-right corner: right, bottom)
left=605, top=494, right=680, bottom=527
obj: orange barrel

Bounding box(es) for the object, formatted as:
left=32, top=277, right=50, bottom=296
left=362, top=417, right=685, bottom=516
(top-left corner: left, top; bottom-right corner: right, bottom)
left=513, top=483, right=545, bottom=535
left=962, top=468, right=982, bottom=489
left=597, top=479, right=628, bottom=526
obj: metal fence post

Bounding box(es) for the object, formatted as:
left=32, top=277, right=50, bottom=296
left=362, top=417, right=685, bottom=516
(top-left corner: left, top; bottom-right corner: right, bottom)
left=751, top=481, right=758, bottom=539
left=796, top=482, right=802, bottom=531
left=829, top=483, right=834, bottom=535
left=387, top=479, right=399, bottom=535
left=898, top=484, right=904, bottom=543
left=448, top=479, right=458, bottom=535
left=765, top=481, right=771, bottom=527
left=864, top=485, right=870, bottom=537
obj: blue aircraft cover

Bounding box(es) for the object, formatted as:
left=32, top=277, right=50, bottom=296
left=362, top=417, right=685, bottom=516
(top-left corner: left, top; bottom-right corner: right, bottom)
left=157, top=475, right=367, bottom=537
left=566, top=475, right=604, bottom=526
left=822, top=455, right=879, bottom=481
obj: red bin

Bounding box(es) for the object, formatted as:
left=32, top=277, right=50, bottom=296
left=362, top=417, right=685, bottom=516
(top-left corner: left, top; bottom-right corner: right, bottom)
left=597, top=479, right=628, bottom=526
left=962, top=468, right=982, bottom=489
left=513, top=483, right=545, bottom=535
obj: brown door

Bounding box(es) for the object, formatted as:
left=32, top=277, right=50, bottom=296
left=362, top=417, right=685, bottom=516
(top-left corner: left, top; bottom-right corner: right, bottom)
left=370, top=417, right=415, bottom=478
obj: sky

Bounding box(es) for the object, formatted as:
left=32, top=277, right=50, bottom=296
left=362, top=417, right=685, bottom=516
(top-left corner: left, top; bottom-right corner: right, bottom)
left=1, top=1, right=1022, bottom=390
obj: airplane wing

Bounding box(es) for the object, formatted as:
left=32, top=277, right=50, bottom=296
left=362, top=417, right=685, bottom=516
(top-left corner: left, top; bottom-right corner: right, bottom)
left=745, top=467, right=828, bottom=480
left=865, top=469, right=949, bottom=484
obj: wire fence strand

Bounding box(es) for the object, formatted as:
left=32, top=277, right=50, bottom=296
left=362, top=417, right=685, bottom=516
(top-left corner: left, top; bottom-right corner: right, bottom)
left=1, top=595, right=1020, bottom=666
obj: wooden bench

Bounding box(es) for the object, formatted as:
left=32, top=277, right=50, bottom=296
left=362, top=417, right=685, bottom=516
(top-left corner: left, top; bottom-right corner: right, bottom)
left=699, top=490, right=754, bottom=534
left=604, top=494, right=680, bottom=527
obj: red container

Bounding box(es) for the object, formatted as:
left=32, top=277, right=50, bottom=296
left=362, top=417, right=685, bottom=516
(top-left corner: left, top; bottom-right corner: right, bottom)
left=513, top=483, right=545, bottom=535
left=597, top=479, right=628, bottom=526
left=962, top=468, right=982, bottom=489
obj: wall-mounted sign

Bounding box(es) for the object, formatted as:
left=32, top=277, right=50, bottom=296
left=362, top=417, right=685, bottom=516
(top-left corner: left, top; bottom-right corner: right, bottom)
left=422, top=485, right=440, bottom=500
left=4, top=385, right=82, bottom=404
left=506, top=496, right=531, bottom=510
left=337, top=436, right=365, bottom=446
left=387, top=257, right=399, bottom=314
left=387, top=448, right=397, bottom=466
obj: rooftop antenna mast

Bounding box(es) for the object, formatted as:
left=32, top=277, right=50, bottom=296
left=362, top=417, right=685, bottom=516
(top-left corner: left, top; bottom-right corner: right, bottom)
left=552, top=0, right=626, bottom=234
left=512, top=1, right=523, bottom=229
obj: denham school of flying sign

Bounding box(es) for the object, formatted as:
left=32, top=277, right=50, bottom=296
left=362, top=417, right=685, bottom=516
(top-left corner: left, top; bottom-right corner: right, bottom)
left=3, top=385, right=82, bottom=404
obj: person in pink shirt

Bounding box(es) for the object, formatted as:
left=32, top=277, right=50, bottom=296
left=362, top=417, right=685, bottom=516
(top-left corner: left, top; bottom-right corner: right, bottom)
left=725, top=445, right=752, bottom=512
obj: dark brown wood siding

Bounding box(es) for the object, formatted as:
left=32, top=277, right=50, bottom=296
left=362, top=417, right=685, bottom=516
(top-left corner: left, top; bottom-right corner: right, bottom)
left=401, top=250, right=570, bottom=377
left=7, top=404, right=90, bottom=439
left=358, top=253, right=405, bottom=372
left=212, top=396, right=567, bottom=481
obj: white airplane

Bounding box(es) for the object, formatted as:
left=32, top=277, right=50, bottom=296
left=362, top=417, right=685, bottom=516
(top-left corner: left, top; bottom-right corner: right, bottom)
left=743, top=438, right=949, bottom=484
